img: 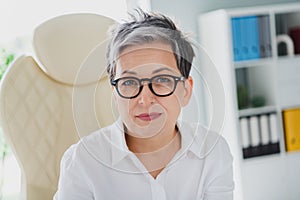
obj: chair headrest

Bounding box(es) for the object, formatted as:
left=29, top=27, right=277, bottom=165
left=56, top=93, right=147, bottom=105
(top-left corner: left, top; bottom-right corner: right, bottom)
left=33, top=13, right=116, bottom=85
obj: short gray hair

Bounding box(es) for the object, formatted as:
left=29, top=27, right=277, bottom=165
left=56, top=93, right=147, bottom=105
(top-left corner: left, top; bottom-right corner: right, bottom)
left=106, top=9, right=195, bottom=82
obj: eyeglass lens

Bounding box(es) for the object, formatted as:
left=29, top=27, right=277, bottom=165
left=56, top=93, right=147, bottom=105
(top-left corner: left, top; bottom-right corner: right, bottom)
left=116, top=75, right=178, bottom=98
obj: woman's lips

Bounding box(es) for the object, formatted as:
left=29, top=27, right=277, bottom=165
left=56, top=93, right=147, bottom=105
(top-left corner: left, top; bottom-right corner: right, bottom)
left=136, top=112, right=162, bottom=121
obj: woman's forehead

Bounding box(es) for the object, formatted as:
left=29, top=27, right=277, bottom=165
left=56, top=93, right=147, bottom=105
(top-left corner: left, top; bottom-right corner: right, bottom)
left=116, top=42, right=180, bottom=76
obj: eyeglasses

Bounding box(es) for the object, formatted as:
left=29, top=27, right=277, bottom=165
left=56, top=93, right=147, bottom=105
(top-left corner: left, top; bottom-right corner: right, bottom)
left=111, top=74, right=186, bottom=99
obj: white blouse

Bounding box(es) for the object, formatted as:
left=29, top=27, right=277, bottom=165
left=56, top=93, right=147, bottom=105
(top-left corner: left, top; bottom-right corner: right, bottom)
left=54, top=119, right=234, bottom=200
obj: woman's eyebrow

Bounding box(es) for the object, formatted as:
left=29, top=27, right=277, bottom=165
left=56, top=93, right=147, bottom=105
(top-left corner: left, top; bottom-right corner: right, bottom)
left=152, top=67, right=175, bottom=74
left=121, top=70, right=137, bottom=75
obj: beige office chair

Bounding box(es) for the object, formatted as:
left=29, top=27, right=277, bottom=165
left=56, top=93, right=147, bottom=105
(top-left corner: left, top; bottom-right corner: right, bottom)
left=0, top=13, right=117, bottom=200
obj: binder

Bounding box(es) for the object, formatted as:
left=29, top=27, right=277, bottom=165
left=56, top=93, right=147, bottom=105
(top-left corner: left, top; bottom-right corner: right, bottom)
left=240, top=117, right=250, bottom=148
left=231, top=17, right=242, bottom=61
left=248, top=16, right=260, bottom=60
left=231, top=15, right=272, bottom=60
left=258, top=15, right=272, bottom=58
left=260, top=114, right=270, bottom=145
left=283, top=108, right=300, bottom=152
left=240, top=17, right=249, bottom=60
left=269, top=113, right=279, bottom=143
left=238, top=16, right=260, bottom=60
left=249, top=115, right=260, bottom=146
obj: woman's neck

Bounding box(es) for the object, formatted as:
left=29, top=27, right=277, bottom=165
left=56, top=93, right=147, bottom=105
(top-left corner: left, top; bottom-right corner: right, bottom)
left=124, top=125, right=179, bottom=153
left=124, top=125, right=182, bottom=179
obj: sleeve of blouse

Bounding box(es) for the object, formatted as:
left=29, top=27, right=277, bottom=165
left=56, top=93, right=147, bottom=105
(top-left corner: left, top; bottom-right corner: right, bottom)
left=203, top=136, right=235, bottom=200
left=53, top=145, right=94, bottom=200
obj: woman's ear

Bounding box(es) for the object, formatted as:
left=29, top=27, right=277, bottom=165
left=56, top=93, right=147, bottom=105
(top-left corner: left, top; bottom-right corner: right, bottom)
left=181, top=76, right=193, bottom=107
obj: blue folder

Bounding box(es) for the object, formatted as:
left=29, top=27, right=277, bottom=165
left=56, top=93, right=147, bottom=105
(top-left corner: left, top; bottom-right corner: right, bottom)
left=247, top=16, right=260, bottom=60
left=231, top=16, right=260, bottom=61
left=231, top=17, right=242, bottom=61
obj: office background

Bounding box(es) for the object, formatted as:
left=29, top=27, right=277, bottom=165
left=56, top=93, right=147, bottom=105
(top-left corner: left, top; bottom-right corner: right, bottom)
left=1, top=0, right=300, bottom=199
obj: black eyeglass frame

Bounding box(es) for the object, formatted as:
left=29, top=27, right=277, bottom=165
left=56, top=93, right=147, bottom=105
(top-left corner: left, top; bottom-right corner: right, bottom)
left=111, top=74, right=186, bottom=99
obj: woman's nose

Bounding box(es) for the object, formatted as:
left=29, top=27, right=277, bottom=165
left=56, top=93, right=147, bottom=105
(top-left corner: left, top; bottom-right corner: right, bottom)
left=137, top=84, right=155, bottom=105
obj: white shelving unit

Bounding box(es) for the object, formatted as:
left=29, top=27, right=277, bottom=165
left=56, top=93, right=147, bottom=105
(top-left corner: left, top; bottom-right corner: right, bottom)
left=198, top=3, right=300, bottom=200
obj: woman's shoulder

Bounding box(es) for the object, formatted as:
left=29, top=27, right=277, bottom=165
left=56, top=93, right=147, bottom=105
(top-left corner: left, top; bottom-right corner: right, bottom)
left=178, top=120, right=232, bottom=160
left=60, top=123, right=116, bottom=167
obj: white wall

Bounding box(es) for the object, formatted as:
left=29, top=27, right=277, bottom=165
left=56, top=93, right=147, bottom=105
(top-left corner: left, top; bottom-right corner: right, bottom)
left=0, top=0, right=128, bottom=44
left=151, top=0, right=300, bottom=37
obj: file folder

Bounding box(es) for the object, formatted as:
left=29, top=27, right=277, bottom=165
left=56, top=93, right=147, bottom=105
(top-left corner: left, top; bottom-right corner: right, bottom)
left=240, top=117, right=250, bottom=148
left=260, top=115, right=270, bottom=145
left=248, top=16, right=260, bottom=60
left=258, top=15, right=272, bottom=58
left=250, top=115, right=260, bottom=146
left=283, top=108, right=300, bottom=152
left=240, top=17, right=249, bottom=60
left=242, top=113, right=280, bottom=159
left=269, top=113, right=279, bottom=143
left=234, top=16, right=260, bottom=61
left=231, top=17, right=242, bottom=61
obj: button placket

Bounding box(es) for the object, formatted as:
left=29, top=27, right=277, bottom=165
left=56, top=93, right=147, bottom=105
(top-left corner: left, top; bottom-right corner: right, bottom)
left=150, top=180, right=167, bottom=200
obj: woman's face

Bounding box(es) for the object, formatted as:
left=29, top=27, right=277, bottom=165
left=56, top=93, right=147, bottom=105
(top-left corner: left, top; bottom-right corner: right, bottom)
left=113, top=42, right=193, bottom=138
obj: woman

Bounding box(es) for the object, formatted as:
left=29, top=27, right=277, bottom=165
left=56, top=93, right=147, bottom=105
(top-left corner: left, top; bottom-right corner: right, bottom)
left=54, top=10, right=234, bottom=200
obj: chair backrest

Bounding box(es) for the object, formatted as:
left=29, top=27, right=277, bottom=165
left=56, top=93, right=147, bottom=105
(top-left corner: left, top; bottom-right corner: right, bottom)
left=0, top=13, right=117, bottom=200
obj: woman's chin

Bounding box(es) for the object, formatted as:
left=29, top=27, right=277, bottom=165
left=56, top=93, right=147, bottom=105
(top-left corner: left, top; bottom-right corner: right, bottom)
left=126, top=122, right=165, bottom=139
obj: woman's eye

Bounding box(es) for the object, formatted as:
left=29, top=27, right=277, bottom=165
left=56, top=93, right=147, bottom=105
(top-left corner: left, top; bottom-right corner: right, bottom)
left=122, top=79, right=137, bottom=86
left=156, top=77, right=172, bottom=83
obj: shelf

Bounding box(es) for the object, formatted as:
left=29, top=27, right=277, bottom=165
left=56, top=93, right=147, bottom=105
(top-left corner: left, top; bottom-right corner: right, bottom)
left=277, top=54, right=300, bottom=62
left=239, top=106, right=277, bottom=117
left=236, top=65, right=276, bottom=110
left=199, top=3, right=300, bottom=200
left=280, top=104, right=300, bottom=111
left=275, top=12, right=300, bottom=35
left=234, top=54, right=300, bottom=69
left=234, top=57, right=274, bottom=69
left=243, top=142, right=280, bottom=159
left=275, top=11, right=300, bottom=57
left=277, top=57, right=300, bottom=108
